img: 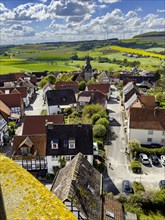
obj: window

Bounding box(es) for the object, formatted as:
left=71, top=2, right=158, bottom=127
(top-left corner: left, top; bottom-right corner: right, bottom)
left=147, top=138, right=152, bottom=142
left=69, top=139, right=75, bottom=149
left=51, top=138, right=59, bottom=149
left=52, top=156, right=58, bottom=161
left=80, top=102, right=85, bottom=106
left=162, top=131, right=165, bottom=136
left=148, top=130, right=153, bottom=135
left=63, top=140, right=68, bottom=147
left=21, top=147, right=30, bottom=155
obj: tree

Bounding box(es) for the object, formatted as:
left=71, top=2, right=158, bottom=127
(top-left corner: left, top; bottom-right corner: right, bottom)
left=70, top=53, right=78, bottom=60
left=86, top=78, right=96, bottom=85
left=8, top=121, right=16, bottom=136
left=45, top=74, right=56, bottom=84
left=91, top=114, right=100, bottom=124
left=56, top=73, right=74, bottom=82
left=128, top=139, right=141, bottom=159
left=155, top=92, right=164, bottom=102
left=38, top=78, right=48, bottom=88
left=82, top=104, right=104, bottom=118
left=93, top=124, right=106, bottom=138
left=79, top=81, right=86, bottom=91
left=96, top=118, right=109, bottom=128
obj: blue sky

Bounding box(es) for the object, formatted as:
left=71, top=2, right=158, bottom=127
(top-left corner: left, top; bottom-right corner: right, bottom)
left=0, top=0, right=165, bottom=45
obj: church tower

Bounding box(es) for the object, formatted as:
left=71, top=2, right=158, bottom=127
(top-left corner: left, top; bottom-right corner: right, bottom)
left=83, top=55, right=93, bottom=81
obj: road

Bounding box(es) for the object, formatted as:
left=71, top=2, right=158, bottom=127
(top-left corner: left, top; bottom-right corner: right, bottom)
left=104, top=85, right=164, bottom=194
left=25, top=89, right=45, bottom=115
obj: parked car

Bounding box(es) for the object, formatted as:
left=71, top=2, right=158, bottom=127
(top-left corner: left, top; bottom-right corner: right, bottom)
left=139, top=153, right=150, bottom=165
left=160, top=155, right=165, bottom=166
left=150, top=155, right=159, bottom=165
left=122, top=180, right=133, bottom=194
left=159, top=180, right=165, bottom=189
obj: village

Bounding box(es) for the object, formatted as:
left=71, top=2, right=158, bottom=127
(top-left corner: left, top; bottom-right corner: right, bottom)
left=0, top=56, right=165, bottom=220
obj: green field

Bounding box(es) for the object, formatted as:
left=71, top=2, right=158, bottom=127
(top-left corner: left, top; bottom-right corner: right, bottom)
left=0, top=42, right=164, bottom=74
left=146, top=47, right=165, bottom=52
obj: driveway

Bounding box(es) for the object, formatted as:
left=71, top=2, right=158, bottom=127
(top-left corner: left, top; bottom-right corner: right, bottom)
left=103, top=85, right=164, bottom=194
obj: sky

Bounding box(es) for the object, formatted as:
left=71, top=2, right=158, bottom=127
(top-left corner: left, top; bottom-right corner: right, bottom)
left=0, top=0, right=165, bottom=45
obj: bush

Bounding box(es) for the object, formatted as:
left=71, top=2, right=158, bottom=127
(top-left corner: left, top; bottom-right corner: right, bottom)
left=79, top=81, right=86, bottom=91
left=93, top=124, right=106, bottom=138
left=133, top=181, right=145, bottom=193
left=91, top=114, right=100, bottom=124
left=95, top=117, right=109, bottom=128
left=82, top=104, right=104, bottom=118
left=130, top=160, right=142, bottom=173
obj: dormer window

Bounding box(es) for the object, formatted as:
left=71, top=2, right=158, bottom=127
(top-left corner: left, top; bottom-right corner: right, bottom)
left=21, top=147, right=30, bottom=156
left=69, top=138, right=75, bottom=149
left=51, top=138, right=59, bottom=149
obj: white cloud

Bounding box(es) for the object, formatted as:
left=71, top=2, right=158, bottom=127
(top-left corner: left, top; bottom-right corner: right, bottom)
left=99, top=5, right=106, bottom=9
left=1, top=2, right=165, bottom=45
left=98, top=0, right=120, bottom=3
left=0, top=3, right=8, bottom=12
left=135, top=7, right=143, bottom=12
left=39, top=0, right=48, bottom=3
left=126, top=11, right=138, bottom=18
left=144, top=13, right=158, bottom=20
left=157, top=9, right=165, bottom=13
left=1, top=24, right=35, bottom=38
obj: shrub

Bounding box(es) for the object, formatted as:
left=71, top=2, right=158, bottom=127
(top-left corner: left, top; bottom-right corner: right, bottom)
left=91, top=114, right=100, bottom=124
left=82, top=104, right=104, bottom=118
left=41, top=109, right=47, bottom=115
left=133, top=181, right=145, bottom=193
left=93, top=124, right=106, bottom=138
left=79, top=81, right=86, bottom=91
left=130, top=161, right=142, bottom=173
left=95, top=117, right=109, bottom=128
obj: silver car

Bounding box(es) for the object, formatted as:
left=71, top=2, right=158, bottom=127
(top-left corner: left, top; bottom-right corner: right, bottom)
left=139, top=153, right=150, bottom=165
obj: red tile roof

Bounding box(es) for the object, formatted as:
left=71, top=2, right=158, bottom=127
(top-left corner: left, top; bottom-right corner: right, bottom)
left=0, top=93, right=23, bottom=108
left=78, top=90, right=106, bottom=106
left=55, top=81, right=78, bottom=88
left=22, top=115, right=64, bottom=135
left=130, top=107, right=165, bottom=130
left=103, top=196, right=123, bottom=220
left=12, top=135, right=46, bottom=156
left=138, top=95, right=156, bottom=108
left=87, top=83, right=110, bottom=94
left=0, top=87, right=28, bottom=98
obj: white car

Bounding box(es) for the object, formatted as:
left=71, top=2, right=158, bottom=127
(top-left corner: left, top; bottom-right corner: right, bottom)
left=160, top=155, right=165, bottom=166
left=139, top=153, right=150, bottom=165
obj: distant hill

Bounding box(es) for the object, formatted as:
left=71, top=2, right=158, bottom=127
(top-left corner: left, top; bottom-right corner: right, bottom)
left=133, top=31, right=165, bottom=38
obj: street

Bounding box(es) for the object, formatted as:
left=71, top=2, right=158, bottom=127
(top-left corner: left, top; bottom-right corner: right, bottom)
left=104, top=85, right=165, bottom=194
